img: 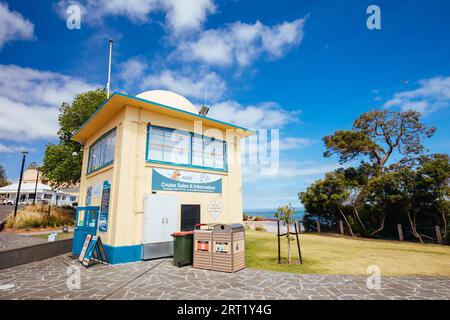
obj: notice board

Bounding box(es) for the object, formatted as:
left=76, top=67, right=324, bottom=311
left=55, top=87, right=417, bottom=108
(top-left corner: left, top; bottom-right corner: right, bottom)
left=98, top=180, right=111, bottom=232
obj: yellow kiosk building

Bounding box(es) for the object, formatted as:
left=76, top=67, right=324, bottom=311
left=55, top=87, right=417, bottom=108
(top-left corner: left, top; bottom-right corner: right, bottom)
left=71, top=90, right=253, bottom=264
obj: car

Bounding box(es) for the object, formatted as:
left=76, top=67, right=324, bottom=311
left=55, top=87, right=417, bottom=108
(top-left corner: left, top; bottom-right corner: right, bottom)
left=1, top=199, right=14, bottom=205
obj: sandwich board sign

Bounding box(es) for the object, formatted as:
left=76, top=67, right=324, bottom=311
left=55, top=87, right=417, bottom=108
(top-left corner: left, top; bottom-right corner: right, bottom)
left=78, top=234, right=92, bottom=263
left=78, top=234, right=108, bottom=268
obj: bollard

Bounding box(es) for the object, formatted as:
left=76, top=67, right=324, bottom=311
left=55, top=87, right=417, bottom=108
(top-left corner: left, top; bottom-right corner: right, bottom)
left=435, top=226, right=443, bottom=245
left=397, top=224, right=404, bottom=241
left=339, top=221, right=344, bottom=235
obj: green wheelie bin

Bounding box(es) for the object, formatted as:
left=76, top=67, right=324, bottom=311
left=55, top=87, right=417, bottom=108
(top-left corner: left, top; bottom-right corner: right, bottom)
left=171, top=231, right=194, bottom=267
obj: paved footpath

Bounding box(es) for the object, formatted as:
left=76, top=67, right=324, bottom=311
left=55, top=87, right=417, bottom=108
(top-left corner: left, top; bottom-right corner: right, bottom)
left=0, top=254, right=449, bottom=300
left=0, top=231, right=46, bottom=252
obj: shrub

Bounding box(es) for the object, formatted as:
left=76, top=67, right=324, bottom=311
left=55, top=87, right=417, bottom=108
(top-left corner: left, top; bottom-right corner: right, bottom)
left=253, top=216, right=264, bottom=221
left=6, top=204, right=74, bottom=230
left=255, top=225, right=267, bottom=232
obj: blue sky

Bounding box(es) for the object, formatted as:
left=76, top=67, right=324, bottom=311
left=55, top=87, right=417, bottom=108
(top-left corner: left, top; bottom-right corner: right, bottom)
left=0, top=0, right=449, bottom=209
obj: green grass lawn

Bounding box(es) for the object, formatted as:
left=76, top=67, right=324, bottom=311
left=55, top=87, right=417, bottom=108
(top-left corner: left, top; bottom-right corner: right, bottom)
left=31, top=232, right=73, bottom=240
left=246, top=230, right=450, bottom=276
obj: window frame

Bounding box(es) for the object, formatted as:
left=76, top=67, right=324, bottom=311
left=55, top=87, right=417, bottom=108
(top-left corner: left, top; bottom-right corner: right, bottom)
left=146, top=124, right=228, bottom=172
left=87, top=127, right=117, bottom=174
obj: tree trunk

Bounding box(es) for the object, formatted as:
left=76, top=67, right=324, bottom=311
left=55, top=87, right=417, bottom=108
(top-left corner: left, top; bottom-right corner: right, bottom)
left=338, top=206, right=355, bottom=237
left=352, top=205, right=366, bottom=231
left=370, top=214, right=386, bottom=235
left=440, top=202, right=448, bottom=244
left=286, top=223, right=291, bottom=264
left=406, top=209, right=423, bottom=244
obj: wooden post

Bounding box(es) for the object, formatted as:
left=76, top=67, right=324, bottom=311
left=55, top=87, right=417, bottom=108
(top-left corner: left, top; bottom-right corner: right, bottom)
left=277, top=219, right=281, bottom=264
left=297, top=220, right=302, bottom=234
left=435, top=225, right=443, bottom=245
left=316, top=220, right=321, bottom=233
left=294, top=221, right=303, bottom=264
left=397, top=224, right=404, bottom=241
left=339, top=220, right=344, bottom=235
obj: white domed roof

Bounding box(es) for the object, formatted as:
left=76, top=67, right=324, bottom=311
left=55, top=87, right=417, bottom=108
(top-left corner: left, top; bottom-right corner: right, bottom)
left=136, top=90, right=198, bottom=114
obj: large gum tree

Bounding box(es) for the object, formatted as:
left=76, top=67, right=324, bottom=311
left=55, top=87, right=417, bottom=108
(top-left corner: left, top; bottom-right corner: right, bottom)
left=323, top=110, right=436, bottom=173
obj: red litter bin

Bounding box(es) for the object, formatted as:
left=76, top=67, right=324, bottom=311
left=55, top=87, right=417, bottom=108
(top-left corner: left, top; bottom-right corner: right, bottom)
left=171, top=231, right=194, bottom=267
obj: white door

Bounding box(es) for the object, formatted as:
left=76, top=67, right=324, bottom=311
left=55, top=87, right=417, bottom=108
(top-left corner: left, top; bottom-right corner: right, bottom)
left=142, top=194, right=165, bottom=244
left=162, top=194, right=178, bottom=242
left=142, top=194, right=179, bottom=244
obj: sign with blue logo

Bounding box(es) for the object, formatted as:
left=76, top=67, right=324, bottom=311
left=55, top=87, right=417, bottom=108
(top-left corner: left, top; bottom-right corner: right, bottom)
left=152, top=168, right=222, bottom=193
left=98, top=180, right=111, bottom=232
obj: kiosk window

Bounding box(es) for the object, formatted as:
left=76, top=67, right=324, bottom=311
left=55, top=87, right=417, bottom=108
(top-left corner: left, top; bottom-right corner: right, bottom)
left=181, top=205, right=200, bottom=231
left=148, top=127, right=190, bottom=165
left=87, top=128, right=116, bottom=173
left=192, top=135, right=225, bottom=170
left=146, top=125, right=227, bottom=171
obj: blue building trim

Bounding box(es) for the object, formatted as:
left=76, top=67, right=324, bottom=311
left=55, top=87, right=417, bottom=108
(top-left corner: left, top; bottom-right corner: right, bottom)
left=103, top=244, right=142, bottom=264
left=72, top=91, right=254, bottom=140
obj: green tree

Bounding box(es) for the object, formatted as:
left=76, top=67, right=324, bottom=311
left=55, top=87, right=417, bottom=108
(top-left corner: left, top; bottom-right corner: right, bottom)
left=0, top=164, right=9, bottom=187
left=365, top=172, right=400, bottom=235
left=395, top=168, right=425, bottom=243
left=323, top=110, right=435, bottom=173
left=416, top=154, right=450, bottom=242
left=299, top=172, right=356, bottom=237
left=41, top=89, right=106, bottom=188
left=41, top=144, right=83, bottom=189
left=274, top=204, right=296, bottom=264
left=336, top=164, right=373, bottom=233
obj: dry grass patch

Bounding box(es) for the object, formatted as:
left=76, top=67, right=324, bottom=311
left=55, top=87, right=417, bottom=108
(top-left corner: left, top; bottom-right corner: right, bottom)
left=5, top=204, right=74, bottom=230
left=246, top=230, right=450, bottom=276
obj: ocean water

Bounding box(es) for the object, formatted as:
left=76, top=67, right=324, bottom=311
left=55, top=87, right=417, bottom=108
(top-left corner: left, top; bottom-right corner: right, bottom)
left=244, top=208, right=304, bottom=221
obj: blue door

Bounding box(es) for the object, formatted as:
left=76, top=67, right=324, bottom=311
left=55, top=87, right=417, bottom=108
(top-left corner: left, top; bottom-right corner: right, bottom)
left=72, top=206, right=99, bottom=255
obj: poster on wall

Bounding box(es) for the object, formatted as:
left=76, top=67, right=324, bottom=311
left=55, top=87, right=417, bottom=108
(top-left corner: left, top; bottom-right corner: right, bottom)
left=207, top=198, right=223, bottom=220
left=152, top=168, right=222, bottom=193
left=98, top=180, right=111, bottom=232
left=85, top=186, right=92, bottom=205
left=92, top=183, right=101, bottom=199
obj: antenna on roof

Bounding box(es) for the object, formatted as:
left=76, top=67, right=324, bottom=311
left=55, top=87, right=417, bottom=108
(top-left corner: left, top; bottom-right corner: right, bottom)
left=106, top=39, right=113, bottom=98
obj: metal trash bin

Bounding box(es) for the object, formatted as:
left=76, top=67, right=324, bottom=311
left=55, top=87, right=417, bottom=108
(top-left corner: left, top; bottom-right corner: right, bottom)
left=171, top=231, right=194, bottom=267
left=212, top=223, right=245, bottom=273
left=193, top=224, right=214, bottom=270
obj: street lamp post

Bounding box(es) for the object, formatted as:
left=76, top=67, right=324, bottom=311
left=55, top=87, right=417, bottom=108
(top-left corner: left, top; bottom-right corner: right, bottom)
left=33, top=167, right=40, bottom=205
left=13, top=151, right=28, bottom=218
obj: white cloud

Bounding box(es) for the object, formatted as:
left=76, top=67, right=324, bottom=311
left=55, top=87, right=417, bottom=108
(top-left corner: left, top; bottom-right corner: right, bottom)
left=243, top=160, right=341, bottom=183
left=176, top=17, right=307, bottom=67
left=383, top=76, right=450, bottom=113
left=55, top=0, right=215, bottom=32
left=279, top=137, right=314, bottom=150
left=0, top=64, right=98, bottom=141
left=0, top=96, right=59, bottom=142
left=0, top=143, right=36, bottom=154
left=209, top=100, right=300, bottom=129
left=141, top=69, right=226, bottom=101
left=0, top=2, right=34, bottom=49
left=118, top=57, right=148, bottom=89
left=162, top=0, right=215, bottom=33
left=242, top=160, right=341, bottom=209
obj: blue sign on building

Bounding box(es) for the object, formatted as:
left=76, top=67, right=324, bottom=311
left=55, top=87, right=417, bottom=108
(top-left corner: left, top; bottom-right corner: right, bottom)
left=152, top=168, right=222, bottom=193
left=98, top=180, right=111, bottom=232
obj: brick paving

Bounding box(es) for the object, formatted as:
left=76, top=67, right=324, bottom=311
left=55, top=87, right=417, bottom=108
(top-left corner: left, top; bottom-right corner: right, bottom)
left=0, top=205, right=14, bottom=225
left=0, top=254, right=449, bottom=300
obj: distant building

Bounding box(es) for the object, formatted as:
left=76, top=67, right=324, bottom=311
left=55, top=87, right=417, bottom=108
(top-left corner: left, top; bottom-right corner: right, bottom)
left=0, top=166, right=79, bottom=206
